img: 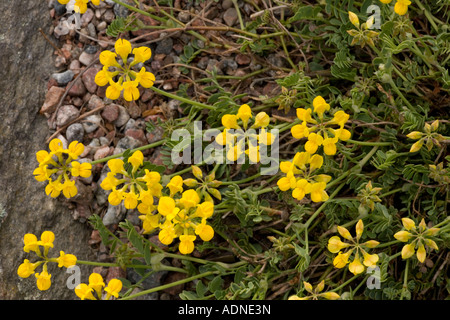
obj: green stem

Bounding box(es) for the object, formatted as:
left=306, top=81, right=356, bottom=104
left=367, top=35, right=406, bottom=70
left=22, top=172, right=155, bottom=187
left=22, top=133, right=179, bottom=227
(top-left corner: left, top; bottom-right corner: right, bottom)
left=89, top=139, right=165, bottom=165
left=400, top=259, right=410, bottom=300
left=221, top=172, right=261, bottom=185
left=331, top=274, right=360, bottom=293
left=120, top=271, right=217, bottom=300
left=232, top=0, right=245, bottom=30
left=379, top=187, right=403, bottom=198
left=76, top=260, right=187, bottom=273
left=151, top=86, right=216, bottom=110
left=346, top=139, right=393, bottom=147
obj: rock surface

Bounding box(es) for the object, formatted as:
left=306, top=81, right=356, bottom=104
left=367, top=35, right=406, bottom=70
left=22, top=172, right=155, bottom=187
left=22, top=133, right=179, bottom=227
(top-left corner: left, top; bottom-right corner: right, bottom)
left=0, top=0, right=94, bottom=299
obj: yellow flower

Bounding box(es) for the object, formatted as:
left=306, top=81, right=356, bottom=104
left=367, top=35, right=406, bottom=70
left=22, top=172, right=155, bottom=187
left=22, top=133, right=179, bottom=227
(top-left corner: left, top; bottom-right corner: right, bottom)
left=394, top=0, right=411, bottom=15
left=312, top=96, right=330, bottom=119
left=106, top=80, right=123, bottom=100
left=252, top=112, right=270, bottom=129
left=70, top=161, right=92, bottom=178
left=95, top=67, right=114, bottom=86
left=179, top=234, right=197, bottom=254
left=322, top=137, right=338, bottom=156
left=291, top=122, right=310, bottom=140
left=305, top=132, right=324, bottom=154
left=35, top=270, right=52, bottom=291
left=348, top=253, right=365, bottom=275
left=394, top=217, right=441, bottom=263
left=123, top=80, right=140, bottom=102
left=61, top=180, right=78, bottom=199
left=158, top=197, right=180, bottom=219
left=167, top=175, right=184, bottom=196
left=132, top=46, right=152, bottom=64
left=309, top=182, right=328, bottom=202
left=56, top=251, right=77, bottom=268
left=17, top=259, right=39, bottom=278
left=179, top=190, right=201, bottom=209
left=108, top=188, right=124, bottom=206
left=292, top=179, right=311, bottom=201
left=379, top=0, right=393, bottom=3
left=333, top=250, right=352, bottom=268
left=394, top=230, right=412, bottom=242
left=328, top=219, right=380, bottom=274
left=128, top=150, right=144, bottom=173
left=409, top=140, right=423, bottom=153
left=222, top=114, right=239, bottom=129
left=88, top=273, right=105, bottom=297
left=236, top=104, right=252, bottom=129
left=289, top=280, right=340, bottom=300
left=108, top=159, right=125, bottom=174
left=23, top=233, right=40, bottom=254
left=195, top=202, right=214, bottom=219
left=195, top=222, right=214, bottom=241
left=75, top=283, right=96, bottom=300
left=406, top=131, right=423, bottom=140
left=104, top=279, right=123, bottom=299
left=115, top=38, right=132, bottom=62
left=74, top=0, right=89, bottom=14
left=327, top=236, right=351, bottom=253
left=99, top=51, right=118, bottom=68
left=159, top=222, right=176, bottom=245
left=123, top=191, right=139, bottom=209
left=348, top=11, right=360, bottom=28
left=135, top=67, right=155, bottom=88
left=39, top=231, right=55, bottom=251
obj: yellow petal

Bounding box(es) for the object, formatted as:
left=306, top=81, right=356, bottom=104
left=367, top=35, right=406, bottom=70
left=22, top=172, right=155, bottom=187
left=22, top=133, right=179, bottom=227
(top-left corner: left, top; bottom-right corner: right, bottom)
left=394, top=231, right=413, bottom=242
left=401, top=218, right=416, bottom=231
left=416, top=243, right=426, bottom=263
left=337, top=226, right=353, bottom=241
left=401, top=243, right=415, bottom=260
left=355, top=219, right=364, bottom=241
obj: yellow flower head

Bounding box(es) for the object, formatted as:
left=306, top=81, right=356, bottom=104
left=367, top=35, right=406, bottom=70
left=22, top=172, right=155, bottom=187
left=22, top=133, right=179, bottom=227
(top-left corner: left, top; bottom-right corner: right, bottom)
left=128, top=150, right=144, bottom=173
left=35, top=270, right=52, bottom=291
left=56, top=251, right=77, bottom=268
left=115, top=38, right=132, bottom=62
left=312, top=96, right=330, bottom=119
left=23, top=233, right=40, bottom=254
left=394, top=217, right=441, bottom=263
left=123, top=80, right=140, bottom=102
left=179, top=234, right=197, bottom=254
left=104, top=279, right=123, bottom=299
left=236, top=104, right=252, bottom=129
left=328, top=220, right=379, bottom=274
left=75, top=283, right=96, bottom=300
left=167, top=175, right=184, bottom=197
left=289, top=280, right=340, bottom=300
left=179, top=190, right=201, bottom=209
left=132, top=46, right=152, bottom=64
left=17, top=259, right=39, bottom=278
left=394, top=0, right=411, bottom=15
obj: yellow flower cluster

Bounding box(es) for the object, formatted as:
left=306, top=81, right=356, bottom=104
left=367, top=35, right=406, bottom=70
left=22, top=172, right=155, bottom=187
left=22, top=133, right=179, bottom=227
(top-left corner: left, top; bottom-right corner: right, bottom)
left=407, top=120, right=445, bottom=153
left=291, top=96, right=351, bottom=155
left=327, top=220, right=380, bottom=275
left=100, top=150, right=163, bottom=210
left=217, top=104, right=274, bottom=162
left=183, top=165, right=223, bottom=202
left=75, top=273, right=123, bottom=300
left=33, top=139, right=92, bottom=199
left=289, top=280, right=340, bottom=300
left=277, top=152, right=330, bottom=203
left=17, top=231, right=77, bottom=291
left=379, top=0, right=412, bottom=16
left=154, top=188, right=215, bottom=254
left=57, top=0, right=104, bottom=14
left=95, top=39, right=155, bottom=101
left=394, top=218, right=440, bottom=263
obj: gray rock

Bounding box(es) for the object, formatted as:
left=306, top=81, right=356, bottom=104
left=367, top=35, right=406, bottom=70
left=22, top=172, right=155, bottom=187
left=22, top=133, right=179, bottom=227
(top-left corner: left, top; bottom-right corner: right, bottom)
left=56, top=105, right=80, bottom=127
left=79, top=51, right=97, bottom=66
left=52, top=70, right=74, bottom=85
left=80, top=8, right=94, bottom=27
left=114, top=3, right=129, bottom=18
left=103, top=203, right=126, bottom=226
left=53, top=21, right=70, bottom=37
left=53, top=1, right=67, bottom=16
left=114, top=105, right=130, bottom=127
left=223, top=8, right=238, bottom=26
left=82, top=114, right=102, bottom=133
left=126, top=267, right=168, bottom=300
left=155, top=38, right=173, bottom=55
left=66, top=123, right=85, bottom=142
left=222, top=0, right=234, bottom=10
left=84, top=45, right=98, bottom=54
left=0, top=0, right=94, bottom=299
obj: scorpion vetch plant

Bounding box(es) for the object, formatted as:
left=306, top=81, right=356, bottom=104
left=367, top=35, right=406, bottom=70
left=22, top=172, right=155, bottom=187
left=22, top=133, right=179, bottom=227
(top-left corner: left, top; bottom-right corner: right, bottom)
left=16, top=0, right=450, bottom=301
